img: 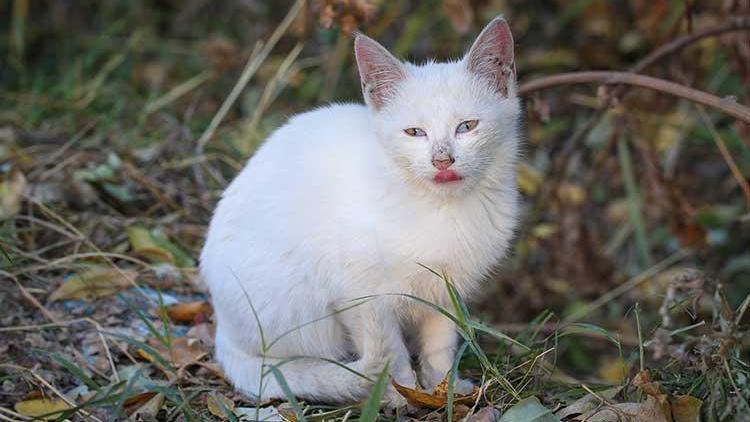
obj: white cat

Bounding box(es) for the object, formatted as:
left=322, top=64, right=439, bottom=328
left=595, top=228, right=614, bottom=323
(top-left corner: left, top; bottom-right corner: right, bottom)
left=200, top=17, right=521, bottom=406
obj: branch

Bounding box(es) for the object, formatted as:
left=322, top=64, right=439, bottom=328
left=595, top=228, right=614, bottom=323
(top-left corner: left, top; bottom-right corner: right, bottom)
left=630, top=17, right=750, bottom=73
left=519, top=71, right=750, bottom=124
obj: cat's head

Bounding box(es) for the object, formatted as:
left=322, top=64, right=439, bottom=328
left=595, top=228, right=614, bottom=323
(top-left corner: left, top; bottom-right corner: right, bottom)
left=355, top=17, right=520, bottom=196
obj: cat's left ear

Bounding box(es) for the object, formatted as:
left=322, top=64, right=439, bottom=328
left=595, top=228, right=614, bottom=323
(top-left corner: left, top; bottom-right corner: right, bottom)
left=464, top=17, right=515, bottom=96
left=354, top=34, right=406, bottom=110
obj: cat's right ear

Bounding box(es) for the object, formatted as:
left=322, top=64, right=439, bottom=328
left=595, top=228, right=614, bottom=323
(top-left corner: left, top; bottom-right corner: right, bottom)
left=354, top=34, right=405, bottom=110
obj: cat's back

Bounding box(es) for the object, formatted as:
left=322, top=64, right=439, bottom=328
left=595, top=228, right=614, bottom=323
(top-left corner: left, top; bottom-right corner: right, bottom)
left=236, top=102, right=375, bottom=188
left=203, top=103, right=381, bottom=256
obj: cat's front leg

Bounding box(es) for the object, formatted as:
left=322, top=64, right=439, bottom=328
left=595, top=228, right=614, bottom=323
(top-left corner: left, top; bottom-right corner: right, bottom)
left=341, top=297, right=415, bottom=406
left=418, top=311, right=474, bottom=394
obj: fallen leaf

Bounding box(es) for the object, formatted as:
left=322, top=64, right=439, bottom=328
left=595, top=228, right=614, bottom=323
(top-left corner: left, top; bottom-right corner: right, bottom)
left=128, top=226, right=195, bottom=267
left=125, top=392, right=164, bottom=420
left=14, top=398, right=72, bottom=420
left=499, top=396, right=560, bottom=422
left=137, top=336, right=208, bottom=372
left=585, top=398, right=669, bottom=422
left=597, top=357, right=628, bottom=384
left=49, top=267, right=137, bottom=302
left=559, top=371, right=702, bottom=422
left=128, top=226, right=175, bottom=264
left=0, top=170, right=26, bottom=220
left=236, top=406, right=286, bottom=421
left=207, top=392, right=235, bottom=419
left=166, top=301, right=213, bottom=324
left=186, top=321, right=216, bottom=347
left=670, top=395, right=702, bottom=422
left=467, top=406, right=502, bottom=422
left=392, top=376, right=477, bottom=409
left=555, top=387, right=621, bottom=420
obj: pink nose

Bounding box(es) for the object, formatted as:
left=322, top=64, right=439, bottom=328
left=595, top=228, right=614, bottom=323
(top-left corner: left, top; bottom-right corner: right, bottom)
left=432, top=157, right=455, bottom=170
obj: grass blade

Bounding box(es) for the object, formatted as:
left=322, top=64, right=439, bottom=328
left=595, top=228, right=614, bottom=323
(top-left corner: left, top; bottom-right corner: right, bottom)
left=359, top=362, right=390, bottom=422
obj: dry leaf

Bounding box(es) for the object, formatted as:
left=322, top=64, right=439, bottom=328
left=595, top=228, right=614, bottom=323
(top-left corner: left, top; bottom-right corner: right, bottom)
left=392, top=376, right=477, bottom=409
left=498, top=396, right=559, bottom=421
left=128, top=226, right=175, bottom=264
left=137, top=336, right=208, bottom=371
left=49, top=267, right=137, bottom=302
left=207, top=392, right=235, bottom=419
left=125, top=392, right=164, bottom=420
left=0, top=170, right=26, bottom=221
left=555, top=387, right=622, bottom=420
left=186, top=321, right=216, bottom=347
left=467, top=406, right=501, bottom=422
left=14, top=398, right=72, bottom=420
left=166, top=301, right=213, bottom=324
left=597, top=357, right=628, bottom=384
left=670, top=395, right=702, bottom=422
left=562, top=371, right=702, bottom=422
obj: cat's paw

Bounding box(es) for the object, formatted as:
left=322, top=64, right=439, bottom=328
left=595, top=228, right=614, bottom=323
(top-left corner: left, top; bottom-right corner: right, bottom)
left=452, top=378, right=476, bottom=396
left=382, top=386, right=408, bottom=409
left=422, top=373, right=476, bottom=396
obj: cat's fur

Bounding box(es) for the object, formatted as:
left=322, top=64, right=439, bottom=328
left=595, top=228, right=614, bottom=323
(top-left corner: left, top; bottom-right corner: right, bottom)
left=200, top=17, right=521, bottom=405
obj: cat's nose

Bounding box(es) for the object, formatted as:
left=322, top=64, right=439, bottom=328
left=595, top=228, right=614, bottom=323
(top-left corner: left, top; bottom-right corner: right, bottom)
left=432, top=156, right=455, bottom=170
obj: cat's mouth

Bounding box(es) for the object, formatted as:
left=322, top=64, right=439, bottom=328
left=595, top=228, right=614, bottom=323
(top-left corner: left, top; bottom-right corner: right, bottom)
left=433, top=170, right=463, bottom=184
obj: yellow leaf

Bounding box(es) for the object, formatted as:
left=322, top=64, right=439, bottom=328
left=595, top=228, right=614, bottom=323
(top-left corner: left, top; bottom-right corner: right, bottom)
left=15, top=398, right=72, bottom=420
left=49, top=267, right=137, bottom=302
left=392, top=375, right=477, bottom=409
left=597, top=356, right=628, bottom=384
left=207, top=393, right=235, bottom=419
left=127, top=226, right=175, bottom=263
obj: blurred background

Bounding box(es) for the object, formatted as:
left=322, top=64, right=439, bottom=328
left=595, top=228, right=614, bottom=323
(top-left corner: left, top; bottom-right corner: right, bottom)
left=1, top=0, right=749, bottom=419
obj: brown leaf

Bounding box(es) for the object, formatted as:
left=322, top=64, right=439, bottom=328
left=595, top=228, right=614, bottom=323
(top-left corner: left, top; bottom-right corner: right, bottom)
left=137, top=336, right=208, bottom=371
left=49, top=267, right=137, bottom=302
left=392, top=375, right=478, bottom=409
left=555, top=387, right=622, bottom=420
left=670, top=395, right=702, bottom=422
left=14, top=398, right=72, bottom=420
left=207, top=392, right=236, bottom=419
left=467, top=406, right=501, bottom=422
left=186, top=321, right=216, bottom=347
left=125, top=392, right=164, bottom=419
left=166, top=301, right=213, bottom=324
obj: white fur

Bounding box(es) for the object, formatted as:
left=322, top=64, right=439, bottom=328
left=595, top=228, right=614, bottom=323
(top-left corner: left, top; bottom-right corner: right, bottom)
left=200, top=17, right=521, bottom=406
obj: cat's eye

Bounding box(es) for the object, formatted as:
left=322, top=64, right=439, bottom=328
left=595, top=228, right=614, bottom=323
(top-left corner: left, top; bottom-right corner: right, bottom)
left=456, top=120, right=479, bottom=134
left=404, top=128, right=427, bottom=137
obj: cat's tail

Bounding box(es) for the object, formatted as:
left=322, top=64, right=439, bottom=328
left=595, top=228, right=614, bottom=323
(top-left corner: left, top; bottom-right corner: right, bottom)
left=217, top=342, right=373, bottom=403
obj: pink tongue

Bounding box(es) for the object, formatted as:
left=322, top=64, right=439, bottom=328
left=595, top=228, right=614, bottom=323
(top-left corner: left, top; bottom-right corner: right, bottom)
left=433, top=170, right=462, bottom=183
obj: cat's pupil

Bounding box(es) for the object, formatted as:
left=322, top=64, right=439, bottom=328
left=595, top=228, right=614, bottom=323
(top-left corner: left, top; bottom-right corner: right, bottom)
left=405, top=128, right=425, bottom=137
left=456, top=120, right=478, bottom=134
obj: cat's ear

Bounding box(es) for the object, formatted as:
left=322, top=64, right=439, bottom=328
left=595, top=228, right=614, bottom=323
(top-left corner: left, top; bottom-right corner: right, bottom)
left=464, top=17, right=515, bottom=96
left=354, top=34, right=405, bottom=110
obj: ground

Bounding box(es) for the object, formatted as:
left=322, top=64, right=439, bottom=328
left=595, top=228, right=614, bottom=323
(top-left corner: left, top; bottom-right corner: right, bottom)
left=1, top=1, right=749, bottom=421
